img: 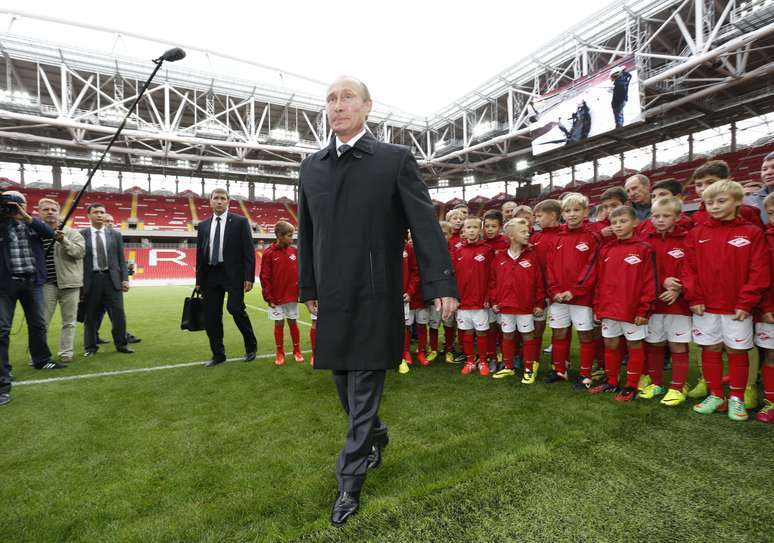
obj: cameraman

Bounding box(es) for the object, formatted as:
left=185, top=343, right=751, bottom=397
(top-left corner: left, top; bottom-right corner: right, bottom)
left=0, top=191, right=66, bottom=406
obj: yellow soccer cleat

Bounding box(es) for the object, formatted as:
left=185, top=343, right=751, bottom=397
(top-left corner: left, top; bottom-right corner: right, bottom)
left=637, top=374, right=652, bottom=392
left=660, top=388, right=687, bottom=407
left=445, top=351, right=455, bottom=364
left=520, top=362, right=540, bottom=385
left=492, top=368, right=515, bottom=379
left=744, top=386, right=759, bottom=410
left=638, top=384, right=665, bottom=400
left=427, top=350, right=438, bottom=363
left=687, top=378, right=708, bottom=399
left=399, top=360, right=410, bottom=374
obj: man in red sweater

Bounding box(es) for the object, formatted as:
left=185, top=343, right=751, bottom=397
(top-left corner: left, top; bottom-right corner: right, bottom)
left=682, top=180, right=770, bottom=421
left=260, top=221, right=303, bottom=366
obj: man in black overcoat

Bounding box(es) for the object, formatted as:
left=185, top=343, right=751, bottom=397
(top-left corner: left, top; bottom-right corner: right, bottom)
left=297, top=76, right=459, bottom=526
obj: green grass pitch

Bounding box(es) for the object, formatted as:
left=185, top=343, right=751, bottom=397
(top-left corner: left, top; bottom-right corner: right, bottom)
left=2, top=285, right=772, bottom=542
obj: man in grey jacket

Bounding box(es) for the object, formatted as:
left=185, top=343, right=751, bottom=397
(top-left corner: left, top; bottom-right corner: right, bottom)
left=37, top=198, right=85, bottom=364
left=747, top=151, right=774, bottom=224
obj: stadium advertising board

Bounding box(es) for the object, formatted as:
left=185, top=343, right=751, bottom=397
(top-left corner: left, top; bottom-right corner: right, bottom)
left=530, top=59, right=642, bottom=155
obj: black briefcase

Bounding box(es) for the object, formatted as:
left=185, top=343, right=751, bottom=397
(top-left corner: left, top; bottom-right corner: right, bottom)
left=181, top=289, right=206, bottom=331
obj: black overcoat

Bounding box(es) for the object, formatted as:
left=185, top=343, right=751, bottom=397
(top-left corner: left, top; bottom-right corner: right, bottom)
left=297, top=132, right=458, bottom=371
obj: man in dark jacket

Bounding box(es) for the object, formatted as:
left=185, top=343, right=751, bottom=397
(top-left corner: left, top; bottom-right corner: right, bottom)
left=0, top=191, right=66, bottom=406
left=298, top=76, right=459, bottom=526
left=610, top=66, right=632, bottom=128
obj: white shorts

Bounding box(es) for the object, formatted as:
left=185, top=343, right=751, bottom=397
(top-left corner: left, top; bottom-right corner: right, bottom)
left=414, top=307, right=430, bottom=325
left=601, top=319, right=648, bottom=341
left=488, top=308, right=501, bottom=325
left=549, top=303, right=593, bottom=331
left=500, top=314, right=535, bottom=334
left=646, top=314, right=692, bottom=343
left=456, top=309, right=490, bottom=331
left=404, top=303, right=415, bottom=326
left=534, top=299, right=549, bottom=322
left=428, top=305, right=441, bottom=328
left=268, top=303, right=298, bottom=321
left=754, top=322, right=774, bottom=349
left=692, top=312, right=753, bottom=349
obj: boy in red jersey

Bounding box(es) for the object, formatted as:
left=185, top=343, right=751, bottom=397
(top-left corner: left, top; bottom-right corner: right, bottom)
left=546, top=193, right=601, bottom=384
left=406, top=237, right=431, bottom=367
left=453, top=216, right=493, bottom=376
left=259, top=221, right=303, bottom=366
left=513, top=205, right=535, bottom=229
left=640, top=197, right=693, bottom=406
left=690, top=161, right=763, bottom=228
left=592, top=186, right=627, bottom=240
left=589, top=206, right=658, bottom=400
left=638, top=179, right=694, bottom=235
left=400, top=241, right=419, bottom=374
left=483, top=209, right=509, bottom=372
left=683, top=180, right=770, bottom=421
left=446, top=209, right=465, bottom=254
left=489, top=219, right=545, bottom=384
left=755, top=193, right=774, bottom=423
left=439, top=220, right=458, bottom=362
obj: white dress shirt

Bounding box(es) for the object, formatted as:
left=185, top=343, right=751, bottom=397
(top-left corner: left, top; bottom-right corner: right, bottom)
left=335, top=127, right=367, bottom=157
left=90, top=226, right=109, bottom=271
left=209, top=211, right=228, bottom=264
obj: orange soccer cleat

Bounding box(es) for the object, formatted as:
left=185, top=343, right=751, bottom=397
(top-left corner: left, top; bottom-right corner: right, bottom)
left=293, top=350, right=304, bottom=363
left=275, top=353, right=285, bottom=366
left=417, top=352, right=430, bottom=366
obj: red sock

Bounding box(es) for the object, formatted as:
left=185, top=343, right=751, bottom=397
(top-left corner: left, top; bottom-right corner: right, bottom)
left=404, top=327, right=411, bottom=354
left=477, top=332, right=489, bottom=362
left=429, top=327, right=439, bottom=351
left=502, top=336, right=515, bottom=369
left=727, top=351, right=749, bottom=400
left=594, top=336, right=605, bottom=365
left=444, top=325, right=456, bottom=351
left=274, top=324, right=284, bottom=354
left=763, top=364, right=774, bottom=402
left=702, top=349, right=724, bottom=397
left=552, top=336, right=570, bottom=374
left=604, top=347, right=622, bottom=386
left=625, top=345, right=646, bottom=389
left=288, top=321, right=300, bottom=351
left=461, top=332, right=475, bottom=362
left=670, top=351, right=690, bottom=391
left=523, top=338, right=540, bottom=373
left=310, top=327, right=316, bottom=351
left=417, top=324, right=427, bottom=353
left=646, top=344, right=665, bottom=386
left=579, top=341, right=595, bottom=378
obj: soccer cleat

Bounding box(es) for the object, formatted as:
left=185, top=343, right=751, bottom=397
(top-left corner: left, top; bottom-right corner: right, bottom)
left=478, top=361, right=490, bottom=377
left=544, top=370, right=567, bottom=384
left=727, top=396, right=749, bottom=422
left=493, top=368, right=516, bottom=379
left=293, top=350, right=304, bottom=363
left=589, top=382, right=620, bottom=394
left=445, top=351, right=455, bottom=364
left=427, top=350, right=438, bottom=363
left=417, top=352, right=430, bottom=366
left=521, top=369, right=537, bottom=385
left=274, top=353, right=285, bottom=366
left=693, top=395, right=728, bottom=414
left=592, top=368, right=607, bottom=381
left=660, top=388, right=686, bottom=407
left=544, top=344, right=553, bottom=354
left=403, top=352, right=413, bottom=365
left=573, top=377, right=593, bottom=391
left=638, top=384, right=665, bottom=400
left=756, top=400, right=774, bottom=423
left=398, top=360, right=410, bottom=374
left=744, top=386, right=759, bottom=410
left=461, top=362, right=475, bottom=375
left=615, top=387, right=638, bottom=402
left=687, top=378, right=708, bottom=399
left=497, top=352, right=503, bottom=362
left=454, top=353, right=468, bottom=364
left=637, top=374, right=652, bottom=392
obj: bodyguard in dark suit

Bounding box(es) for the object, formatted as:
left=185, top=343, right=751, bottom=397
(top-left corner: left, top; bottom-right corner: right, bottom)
left=195, top=189, right=257, bottom=366
left=81, top=203, right=133, bottom=356
left=298, top=76, right=459, bottom=526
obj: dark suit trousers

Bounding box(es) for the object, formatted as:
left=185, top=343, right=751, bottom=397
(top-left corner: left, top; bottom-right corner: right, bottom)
left=83, top=272, right=127, bottom=351
left=332, top=369, right=388, bottom=493
left=202, top=265, right=257, bottom=357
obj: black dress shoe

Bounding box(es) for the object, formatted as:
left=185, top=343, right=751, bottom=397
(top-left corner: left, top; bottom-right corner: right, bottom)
left=83, top=350, right=98, bottom=358
left=205, top=356, right=226, bottom=367
left=367, top=433, right=389, bottom=470
left=244, top=351, right=257, bottom=362
left=126, top=334, right=142, bottom=344
left=34, top=361, right=68, bottom=370
left=331, top=491, right=360, bottom=527
left=116, top=347, right=135, bottom=354
left=0, top=393, right=10, bottom=406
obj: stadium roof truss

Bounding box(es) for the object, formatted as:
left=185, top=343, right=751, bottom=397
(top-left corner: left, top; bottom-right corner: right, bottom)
left=0, top=0, right=772, bottom=191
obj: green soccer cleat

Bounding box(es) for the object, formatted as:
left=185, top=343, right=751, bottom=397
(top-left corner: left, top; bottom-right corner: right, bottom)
left=398, top=360, right=410, bottom=374
left=637, top=374, right=652, bottom=392
left=687, top=378, right=708, bottom=399
left=427, top=350, right=438, bottom=363
left=638, top=384, right=665, bottom=400
left=744, top=386, right=759, bottom=410
left=728, top=397, right=749, bottom=422
left=693, top=394, right=727, bottom=414
left=492, top=368, right=515, bottom=379
left=660, top=388, right=686, bottom=407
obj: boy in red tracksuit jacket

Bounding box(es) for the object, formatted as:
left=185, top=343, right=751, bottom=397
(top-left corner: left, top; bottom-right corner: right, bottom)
left=439, top=221, right=458, bottom=361
left=589, top=206, right=658, bottom=401
left=399, top=241, right=420, bottom=374
left=407, top=239, right=431, bottom=367
left=640, top=197, right=693, bottom=407
left=754, top=193, right=774, bottom=423
left=682, top=180, right=770, bottom=422
left=689, top=160, right=763, bottom=229
left=483, top=209, right=509, bottom=369
left=489, top=219, right=545, bottom=384
left=260, top=221, right=303, bottom=366
left=453, top=216, right=493, bottom=376
left=446, top=209, right=465, bottom=253
left=545, top=193, right=601, bottom=384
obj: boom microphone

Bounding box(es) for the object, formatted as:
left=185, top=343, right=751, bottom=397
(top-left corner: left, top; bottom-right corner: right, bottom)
left=156, top=47, right=186, bottom=63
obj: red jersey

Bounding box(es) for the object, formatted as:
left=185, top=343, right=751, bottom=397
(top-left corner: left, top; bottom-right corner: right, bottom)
left=259, top=243, right=299, bottom=306
left=453, top=239, right=493, bottom=309
left=449, top=234, right=464, bottom=254
left=484, top=233, right=509, bottom=256
left=640, top=226, right=691, bottom=316
left=402, top=243, right=419, bottom=299
left=756, top=225, right=774, bottom=319
left=682, top=216, right=770, bottom=314
left=692, top=202, right=763, bottom=229
left=406, top=242, right=425, bottom=309
left=530, top=225, right=562, bottom=269
left=488, top=246, right=545, bottom=315
left=592, top=237, right=658, bottom=322
left=637, top=213, right=694, bottom=236
left=546, top=223, right=602, bottom=307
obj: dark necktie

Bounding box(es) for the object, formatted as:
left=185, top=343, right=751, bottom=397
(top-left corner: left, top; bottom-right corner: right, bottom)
left=210, top=217, right=222, bottom=265
left=95, top=230, right=108, bottom=270
left=338, top=144, right=351, bottom=158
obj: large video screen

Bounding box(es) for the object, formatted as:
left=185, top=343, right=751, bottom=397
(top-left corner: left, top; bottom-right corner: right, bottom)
left=530, top=60, right=642, bottom=156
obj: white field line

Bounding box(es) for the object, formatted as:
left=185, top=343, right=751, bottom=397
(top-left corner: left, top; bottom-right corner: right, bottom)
left=245, top=303, right=313, bottom=327
left=15, top=350, right=312, bottom=387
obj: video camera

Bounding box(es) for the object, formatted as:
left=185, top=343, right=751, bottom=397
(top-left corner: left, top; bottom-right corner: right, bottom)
left=0, top=192, right=24, bottom=216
